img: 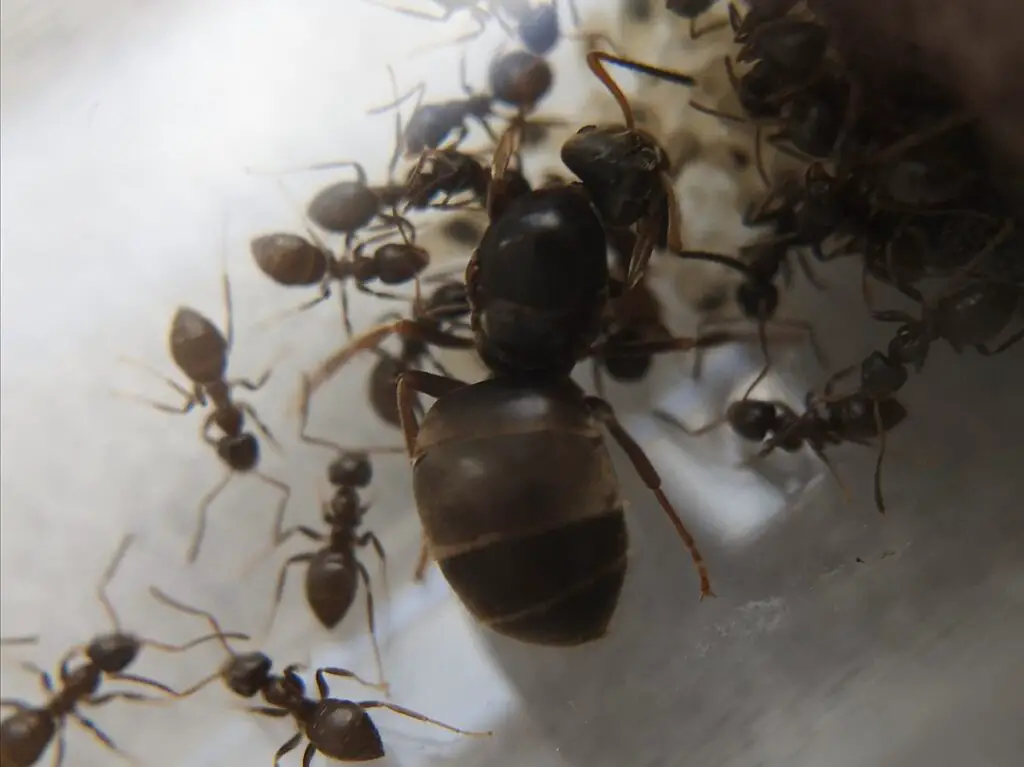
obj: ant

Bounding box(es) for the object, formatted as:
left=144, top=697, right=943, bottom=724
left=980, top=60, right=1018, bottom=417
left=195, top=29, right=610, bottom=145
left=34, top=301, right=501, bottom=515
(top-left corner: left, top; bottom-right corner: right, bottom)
left=251, top=212, right=429, bottom=337
left=365, top=280, right=472, bottom=430
left=296, top=119, right=787, bottom=645
left=260, top=447, right=401, bottom=688
left=118, top=257, right=290, bottom=563
left=403, top=146, right=530, bottom=211
left=368, top=49, right=555, bottom=159
left=0, top=536, right=247, bottom=767
left=666, top=0, right=729, bottom=40
left=362, top=1, right=579, bottom=56
left=655, top=388, right=908, bottom=513
left=148, top=588, right=489, bottom=765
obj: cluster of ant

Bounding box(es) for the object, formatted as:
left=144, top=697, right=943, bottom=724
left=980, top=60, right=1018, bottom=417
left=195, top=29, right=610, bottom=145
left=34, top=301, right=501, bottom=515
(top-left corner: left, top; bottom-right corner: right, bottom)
left=4, top=1, right=1022, bottom=765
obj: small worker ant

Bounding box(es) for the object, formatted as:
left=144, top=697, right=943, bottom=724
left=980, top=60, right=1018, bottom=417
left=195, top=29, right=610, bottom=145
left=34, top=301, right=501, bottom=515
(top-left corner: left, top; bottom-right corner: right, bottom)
left=362, top=1, right=579, bottom=56
left=655, top=388, right=908, bottom=513
left=368, top=48, right=556, bottom=159
left=261, top=447, right=399, bottom=688
left=148, top=588, right=489, bottom=765
left=251, top=212, right=429, bottom=337
left=118, top=253, right=290, bottom=563
left=0, top=536, right=247, bottom=767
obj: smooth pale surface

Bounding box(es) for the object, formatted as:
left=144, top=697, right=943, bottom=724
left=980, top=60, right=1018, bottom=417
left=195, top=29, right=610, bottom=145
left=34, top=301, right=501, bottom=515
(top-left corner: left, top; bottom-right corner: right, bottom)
left=2, top=2, right=1023, bottom=767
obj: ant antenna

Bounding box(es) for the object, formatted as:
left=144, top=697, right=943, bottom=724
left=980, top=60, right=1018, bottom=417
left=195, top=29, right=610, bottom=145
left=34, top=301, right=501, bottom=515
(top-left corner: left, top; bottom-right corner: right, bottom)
left=149, top=587, right=237, bottom=656
left=99, top=534, right=135, bottom=633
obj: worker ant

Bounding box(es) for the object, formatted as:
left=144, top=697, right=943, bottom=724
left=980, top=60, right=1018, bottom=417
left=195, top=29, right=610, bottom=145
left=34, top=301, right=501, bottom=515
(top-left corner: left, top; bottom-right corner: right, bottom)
left=367, top=48, right=555, bottom=158
left=362, top=1, right=579, bottom=56
left=118, top=256, right=290, bottom=564
left=251, top=212, right=429, bottom=337
left=148, top=588, right=489, bottom=765
left=655, top=388, right=908, bottom=513
left=296, top=116, right=791, bottom=644
left=260, top=447, right=400, bottom=688
left=0, top=536, right=247, bottom=767
left=403, top=146, right=530, bottom=212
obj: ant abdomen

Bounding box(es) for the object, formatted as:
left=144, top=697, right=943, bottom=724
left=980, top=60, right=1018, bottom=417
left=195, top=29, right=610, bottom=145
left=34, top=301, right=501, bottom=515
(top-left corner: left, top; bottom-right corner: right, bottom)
left=250, top=233, right=329, bottom=286
left=170, top=308, right=228, bottom=382
left=310, top=701, right=385, bottom=761
left=306, top=551, right=359, bottom=628
left=1, top=709, right=55, bottom=767
left=517, top=4, right=559, bottom=56
left=307, top=182, right=379, bottom=235
left=373, top=243, right=430, bottom=284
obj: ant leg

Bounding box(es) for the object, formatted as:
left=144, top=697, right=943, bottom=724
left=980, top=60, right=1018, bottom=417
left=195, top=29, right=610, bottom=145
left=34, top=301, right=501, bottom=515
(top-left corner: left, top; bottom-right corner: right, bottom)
left=871, top=309, right=917, bottom=325
left=355, top=283, right=416, bottom=303
left=272, top=732, right=303, bottom=767
left=251, top=706, right=291, bottom=718
left=355, top=561, right=387, bottom=692
left=302, top=318, right=474, bottom=404
left=822, top=364, right=857, bottom=399
left=21, top=661, right=54, bottom=692
left=252, top=472, right=292, bottom=545
left=357, top=531, right=389, bottom=601
left=584, top=396, right=713, bottom=599
left=689, top=100, right=748, bottom=124
left=977, top=328, right=1024, bottom=355
left=811, top=444, right=852, bottom=503
left=114, top=358, right=198, bottom=413
left=410, top=12, right=489, bottom=57
left=301, top=743, right=317, bottom=767
left=186, top=472, right=233, bottom=563
left=591, top=357, right=608, bottom=399
left=87, top=689, right=162, bottom=705
left=71, top=712, right=121, bottom=754
left=221, top=236, right=235, bottom=352
left=871, top=401, right=889, bottom=514
left=315, top=666, right=387, bottom=699
left=0, top=634, right=38, bottom=645
left=98, top=534, right=133, bottom=632
left=795, top=251, right=828, bottom=290
left=413, top=538, right=433, bottom=582
left=148, top=586, right=238, bottom=652
left=652, top=408, right=728, bottom=437
left=357, top=701, right=492, bottom=736
left=753, top=125, right=770, bottom=187
left=264, top=552, right=316, bottom=635
left=690, top=15, right=728, bottom=40
left=51, top=732, right=66, bottom=767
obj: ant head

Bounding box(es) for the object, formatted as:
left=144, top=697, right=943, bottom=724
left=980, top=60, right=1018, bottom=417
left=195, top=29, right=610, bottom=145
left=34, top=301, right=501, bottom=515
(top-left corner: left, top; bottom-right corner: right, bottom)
left=561, top=125, right=667, bottom=228
left=736, top=280, right=779, bottom=320
left=667, top=0, right=716, bottom=18
left=86, top=632, right=140, bottom=673
left=489, top=50, right=553, bottom=111
left=861, top=351, right=908, bottom=399
left=888, top=324, right=929, bottom=369
left=224, top=651, right=273, bottom=698
left=726, top=400, right=778, bottom=442
left=328, top=452, right=372, bottom=489
left=404, top=105, right=456, bottom=156
left=425, top=281, right=470, bottom=321
left=217, top=433, right=260, bottom=472
left=518, top=4, right=559, bottom=56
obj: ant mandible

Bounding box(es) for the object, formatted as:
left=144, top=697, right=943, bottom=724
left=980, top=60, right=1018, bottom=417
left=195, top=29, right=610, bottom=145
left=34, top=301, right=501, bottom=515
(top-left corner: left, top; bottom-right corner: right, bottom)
left=118, top=246, right=290, bottom=563
left=149, top=588, right=489, bottom=765
left=0, top=536, right=247, bottom=767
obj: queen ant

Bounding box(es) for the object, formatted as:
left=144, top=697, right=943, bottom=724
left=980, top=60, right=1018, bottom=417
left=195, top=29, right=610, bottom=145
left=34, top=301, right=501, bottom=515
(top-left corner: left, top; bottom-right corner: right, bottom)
left=148, top=588, right=489, bottom=765
left=0, top=536, right=247, bottom=767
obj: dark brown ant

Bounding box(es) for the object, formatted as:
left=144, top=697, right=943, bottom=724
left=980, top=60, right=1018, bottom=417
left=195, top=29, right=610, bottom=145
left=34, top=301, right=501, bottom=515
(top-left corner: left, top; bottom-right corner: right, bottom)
left=666, top=242, right=827, bottom=396
left=258, top=448, right=399, bottom=688
left=368, top=49, right=555, bottom=159
left=403, top=147, right=530, bottom=211
left=0, top=537, right=246, bottom=767
left=118, top=261, right=290, bottom=563
left=655, top=389, right=908, bottom=513
left=148, top=588, right=489, bottom=764
left=294, top=118, right=795, bottom=644
left=251, top=213, right=428, bottom=337
left=666, top=0, right=729, bottom=39
left=362, top=1, right=579, bottom=56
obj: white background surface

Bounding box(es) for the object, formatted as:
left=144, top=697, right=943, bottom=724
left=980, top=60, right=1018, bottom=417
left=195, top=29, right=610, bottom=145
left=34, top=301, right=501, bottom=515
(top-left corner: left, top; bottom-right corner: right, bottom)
left=3, top=2, right=1023, bottom=766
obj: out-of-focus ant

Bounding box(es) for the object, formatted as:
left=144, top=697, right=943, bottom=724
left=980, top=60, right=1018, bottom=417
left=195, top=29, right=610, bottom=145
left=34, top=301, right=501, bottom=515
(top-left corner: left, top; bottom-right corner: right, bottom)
left=0, top=536, right=247, bottom=767
left=149, top=588, right=489, bottom=764
left=666, top=0, right=729, bottom=40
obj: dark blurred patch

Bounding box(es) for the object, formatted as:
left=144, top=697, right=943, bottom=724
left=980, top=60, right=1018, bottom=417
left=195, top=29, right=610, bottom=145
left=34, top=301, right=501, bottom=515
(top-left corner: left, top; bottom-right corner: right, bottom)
left=442, top=216, right=484, bottom=246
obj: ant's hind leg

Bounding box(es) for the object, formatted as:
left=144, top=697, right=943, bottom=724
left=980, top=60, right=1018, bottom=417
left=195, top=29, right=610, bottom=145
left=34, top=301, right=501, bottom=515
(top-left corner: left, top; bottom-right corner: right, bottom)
left=413, top=538, right=433, bottom=582
left=272, top=732, right=303, bottom=767
left=585, top=396, right=713, bottom=599
left=186, top=472, right=233, bottom=563
left=977, top=327, right=1024, bottom=356
left=357, top=701, right=492, bottom=736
